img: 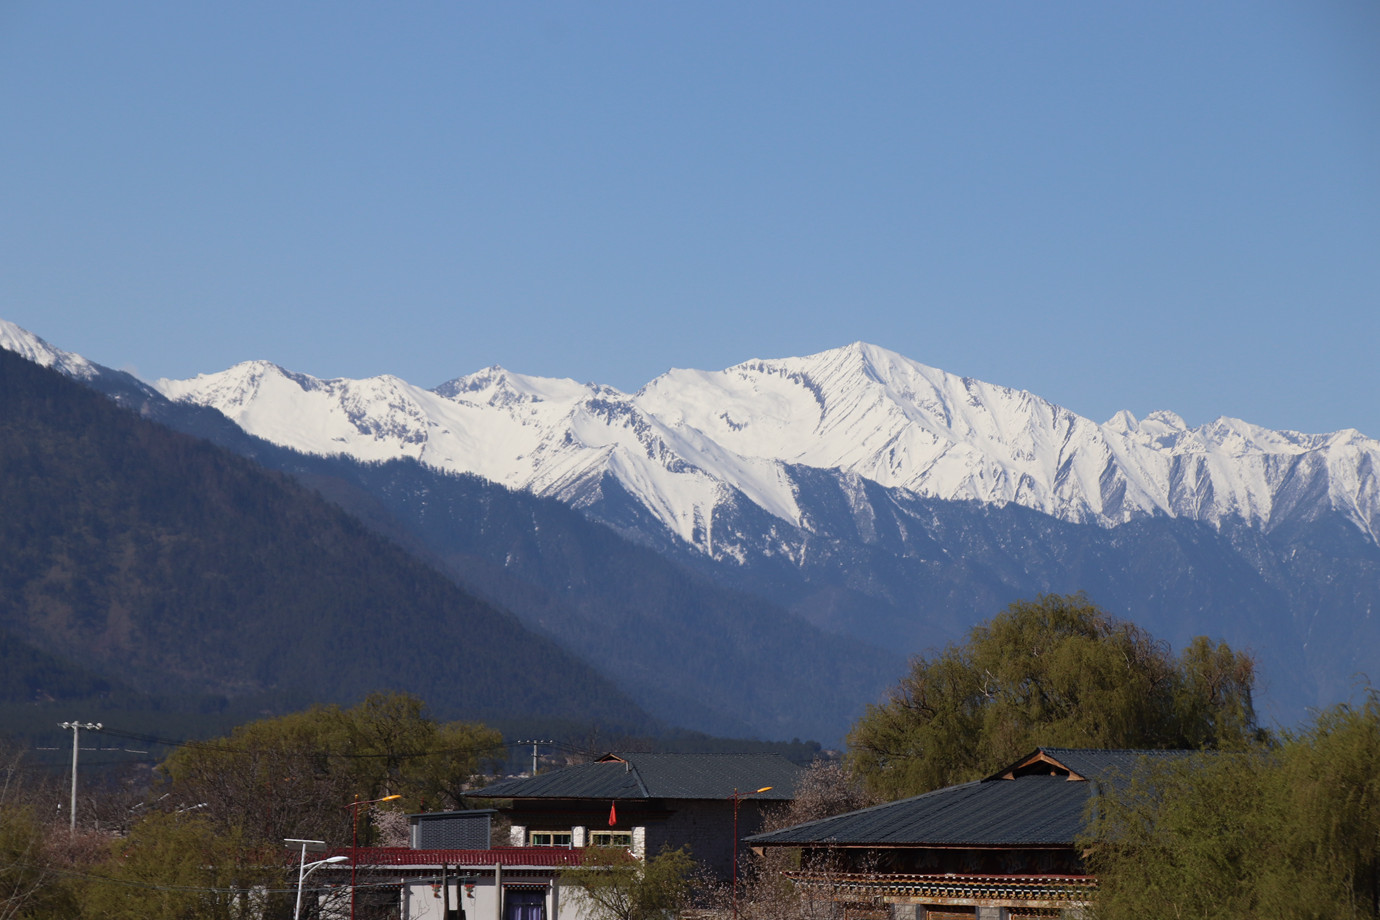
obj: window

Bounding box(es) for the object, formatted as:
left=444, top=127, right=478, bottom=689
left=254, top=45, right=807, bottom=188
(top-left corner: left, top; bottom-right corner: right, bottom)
left=527, top=831, right=572, bottom=847
left=588, top=831, right=633, bottom=848
left=503, top=888, right=547, bottom=920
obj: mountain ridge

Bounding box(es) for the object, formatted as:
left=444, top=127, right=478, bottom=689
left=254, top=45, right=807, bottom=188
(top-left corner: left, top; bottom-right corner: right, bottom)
left=0, top=320, right=896, bottom=741
left=136, top=333, right=1380, bottom=555
left=0, top=342, right=657, bottom=732
left=6, top=318, right=1379, bottom=730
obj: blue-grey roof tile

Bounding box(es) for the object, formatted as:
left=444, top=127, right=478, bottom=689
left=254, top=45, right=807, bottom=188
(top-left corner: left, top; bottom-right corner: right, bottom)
left=749, top=748, right=1197, bottom=848
left=473, top=753, right=801, bottom=802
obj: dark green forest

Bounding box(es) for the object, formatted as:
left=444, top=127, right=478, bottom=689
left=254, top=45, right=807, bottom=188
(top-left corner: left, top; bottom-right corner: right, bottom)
left=0, top=348, right=652, bottom=734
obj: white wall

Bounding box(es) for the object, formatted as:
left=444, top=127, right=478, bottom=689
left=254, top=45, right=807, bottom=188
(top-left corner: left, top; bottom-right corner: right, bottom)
left=397, top=874, right=604, bottom=920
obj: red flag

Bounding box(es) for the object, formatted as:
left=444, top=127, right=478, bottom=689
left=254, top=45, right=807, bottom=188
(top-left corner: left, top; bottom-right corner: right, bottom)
left=608, top=801, right=617, bottom=826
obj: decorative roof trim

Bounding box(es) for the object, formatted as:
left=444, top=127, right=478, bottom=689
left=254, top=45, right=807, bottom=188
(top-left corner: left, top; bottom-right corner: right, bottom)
left=989, top=750, right=1085, bottom=782
left=786, top=871, right=1096, bottom=909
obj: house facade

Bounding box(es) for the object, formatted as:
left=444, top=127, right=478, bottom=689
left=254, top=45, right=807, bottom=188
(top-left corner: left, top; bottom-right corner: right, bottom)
left=318, top=845, right=588, bottom=920
left=472, top=752, right=803, bottom=882
left=747, top=748, right=1195, bottom=920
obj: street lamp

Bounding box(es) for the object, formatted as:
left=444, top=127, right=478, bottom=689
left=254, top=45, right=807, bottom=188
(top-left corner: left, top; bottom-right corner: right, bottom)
left=346, top=795, right=402, bottom=920
left=731, top=786, right=773, bottom=920
left=285, top=838, right=346, bottom=920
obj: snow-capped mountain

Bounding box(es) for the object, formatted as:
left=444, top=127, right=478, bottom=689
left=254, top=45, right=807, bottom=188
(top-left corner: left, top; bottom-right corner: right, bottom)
left=5, top=317, right=1380, bottom=729
left=0, top=320, right=102, bottom=381
left=148, top=340, right=1380, bottom=555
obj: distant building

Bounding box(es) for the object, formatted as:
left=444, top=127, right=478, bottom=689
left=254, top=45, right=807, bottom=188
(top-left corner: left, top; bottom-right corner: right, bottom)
left=312, top=811, right=586, bottom=920
left=748, top=748, right=1197, bottom=920
left=323, top=843, right=585, bottom=920
left=472, top=752, right=804, bottom=882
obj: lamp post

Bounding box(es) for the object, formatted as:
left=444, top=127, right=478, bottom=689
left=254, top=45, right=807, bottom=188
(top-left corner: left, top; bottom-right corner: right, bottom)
left=346, top=794, right=401, bottom=920
left=285, top=838, right=347, bottom=920
left=731, top=786, right=773, bottom=920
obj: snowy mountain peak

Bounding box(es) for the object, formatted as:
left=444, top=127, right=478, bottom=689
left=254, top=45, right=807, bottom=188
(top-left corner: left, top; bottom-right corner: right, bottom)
left=0, top=320, right=99, bottom=380
left=5, top=317, right=1377, bottom=556
left=433, top=365, right=594, bottom=407
left=148, top=341, right=1380, bottom=552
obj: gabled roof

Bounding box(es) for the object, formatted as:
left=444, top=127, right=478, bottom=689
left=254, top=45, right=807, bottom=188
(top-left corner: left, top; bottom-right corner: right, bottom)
left=749, top=748, right=1196, bottom=848
left=472, top=753, right=802, bottom=802
left=987, top=748, right=1194, bottom=784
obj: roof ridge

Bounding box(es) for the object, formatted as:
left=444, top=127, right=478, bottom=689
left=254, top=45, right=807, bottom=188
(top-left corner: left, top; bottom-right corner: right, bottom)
left=616, top=751, right=787, bottom=757
left=626, top=759, right=651, bottom=797
left=1037, top=746, right=1196, bottom=754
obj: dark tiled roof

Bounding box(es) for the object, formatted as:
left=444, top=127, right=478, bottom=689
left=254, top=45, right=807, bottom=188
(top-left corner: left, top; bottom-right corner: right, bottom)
left=749, top=748, right=1197, bottom=848
left=472, top=753, right=801, bottom=802
left=748, top=775, right=1089, bottom=847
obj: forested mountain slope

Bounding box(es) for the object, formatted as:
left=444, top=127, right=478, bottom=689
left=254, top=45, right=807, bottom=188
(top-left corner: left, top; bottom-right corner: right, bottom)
left=265, top=454, right=898, bottom=741
left=0, top=348, right=652, bottom=731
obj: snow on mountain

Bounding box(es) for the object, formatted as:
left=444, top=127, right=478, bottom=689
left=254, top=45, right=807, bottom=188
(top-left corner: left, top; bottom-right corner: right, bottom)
left=3, top=318, right=1373, bottom=554
left=0, top=319, right=101, bottom=381
left=144, top=340, right=1380, bottom=553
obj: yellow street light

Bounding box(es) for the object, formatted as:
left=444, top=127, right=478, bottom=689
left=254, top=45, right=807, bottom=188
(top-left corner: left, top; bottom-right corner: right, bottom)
left=732, top=786, right=774, bottom=920
left=347, top=795, right=404, bottom=920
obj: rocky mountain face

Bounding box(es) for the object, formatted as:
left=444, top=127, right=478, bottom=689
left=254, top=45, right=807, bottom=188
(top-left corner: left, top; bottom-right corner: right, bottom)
left=152, top=340, right=1380, bottom=558
left=0, top=321, right=897, bottom=742
left=6, top=319, right=1378, bottom=730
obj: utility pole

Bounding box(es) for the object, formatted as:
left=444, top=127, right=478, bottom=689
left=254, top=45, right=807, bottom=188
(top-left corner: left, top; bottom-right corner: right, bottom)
left=58, top=721, right=101, bottom=833
left=516, top=739, right=553, bottom=776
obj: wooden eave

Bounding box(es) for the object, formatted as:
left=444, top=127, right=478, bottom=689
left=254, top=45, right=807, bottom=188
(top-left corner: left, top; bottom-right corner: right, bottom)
left=991, top=750, right=1086, bottom=782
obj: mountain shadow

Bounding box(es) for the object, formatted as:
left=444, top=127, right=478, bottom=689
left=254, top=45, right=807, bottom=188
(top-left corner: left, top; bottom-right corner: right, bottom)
left=0, top=348, right=654, bottom=733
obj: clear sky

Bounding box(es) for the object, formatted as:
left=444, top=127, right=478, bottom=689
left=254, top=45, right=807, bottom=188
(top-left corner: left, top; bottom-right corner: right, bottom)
left=3, top=2, right=1377, bottom=436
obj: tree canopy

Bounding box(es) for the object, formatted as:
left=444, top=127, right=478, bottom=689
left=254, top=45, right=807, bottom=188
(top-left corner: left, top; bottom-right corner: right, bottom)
left=1084, top=693, right=1380, bottom=919
left=159, top=692, right=504, bottom=848
left=846, top=594, right=1261, bottom=798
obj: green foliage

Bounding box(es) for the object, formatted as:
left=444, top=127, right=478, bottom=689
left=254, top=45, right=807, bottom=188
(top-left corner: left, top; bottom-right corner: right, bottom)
left=159, top=692, right=503, bottom=848
left=1172, top=635, right=1260, bottom=750
left=0, top=699, right=502, bottom=920
left=0, top=803, right=76, bottom=920
left=79, top=812, right=278, bottom=920
left=1085, top=694, right=1380, bottom=919
left=560, top=845, right=694, bottom=920
left=846, top=594, right=1262, bottom=798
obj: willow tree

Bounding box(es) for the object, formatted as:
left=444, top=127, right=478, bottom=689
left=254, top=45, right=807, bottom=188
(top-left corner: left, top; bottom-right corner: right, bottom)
left=846, top=594, right=1261, bottom=799
left=1084, top=694, right=1380, bottom=919
left=158, top=692, right=504, bottom=847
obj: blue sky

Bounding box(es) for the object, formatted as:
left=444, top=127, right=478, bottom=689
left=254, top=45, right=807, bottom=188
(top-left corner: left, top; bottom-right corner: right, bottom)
left=3, top=2, right=1377, bottom=435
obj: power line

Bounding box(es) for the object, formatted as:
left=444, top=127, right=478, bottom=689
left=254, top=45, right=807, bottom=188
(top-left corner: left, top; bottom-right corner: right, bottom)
left=94, top=726, right=511, bottom=761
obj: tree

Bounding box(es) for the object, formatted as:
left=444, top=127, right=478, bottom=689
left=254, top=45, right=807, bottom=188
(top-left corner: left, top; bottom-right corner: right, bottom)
left=767, top=760, right=875, bottom=829
left=561, top=845, right=694, bottom=920
left=0, top=742, right=79, bottom=920
left=157, top=692, right=503, bottom=847
left=720, top=760, right=879, bottom=920
left=1083, top=693, right=1380, bottom=919
left=847, top=594, right=1261, bottom=799
left=77, top=812, right=279, bottom=920
left=0, top=804, right=74, bottom=920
